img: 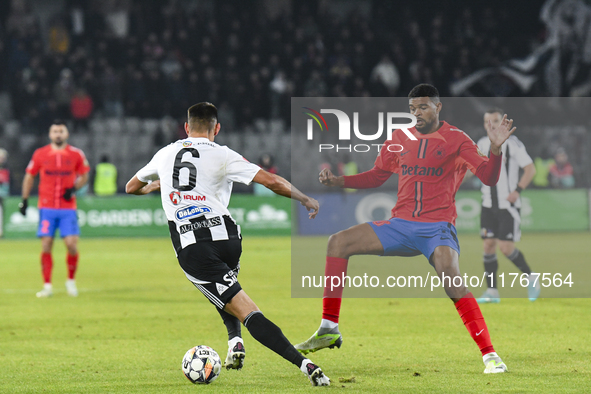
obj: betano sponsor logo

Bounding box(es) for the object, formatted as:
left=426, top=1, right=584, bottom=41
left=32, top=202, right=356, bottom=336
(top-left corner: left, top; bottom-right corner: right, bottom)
left=304, top=107, right=416, bottom=153
left=400, top=164, right=444, bottom=176
left=175, top=205, right=212, bottom=221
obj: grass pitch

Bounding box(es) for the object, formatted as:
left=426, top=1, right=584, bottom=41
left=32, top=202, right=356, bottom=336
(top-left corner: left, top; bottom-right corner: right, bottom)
left=0, top=234, right=589, bottom=393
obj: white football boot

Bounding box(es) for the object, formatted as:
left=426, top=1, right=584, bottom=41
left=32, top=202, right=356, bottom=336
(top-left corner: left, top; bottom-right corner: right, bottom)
left=483, top=352, right=508, bottom=373
left=36, top=283, right=53, bottom=298
left=224, top=337, right=245, bottom=370
left=65, top=279, right=78, bottom=297
left=301, top=359, right=330, bottom=386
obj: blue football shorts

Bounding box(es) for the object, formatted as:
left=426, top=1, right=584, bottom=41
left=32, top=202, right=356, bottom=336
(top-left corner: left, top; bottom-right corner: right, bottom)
left=368, top=218, right=460, bottom=261
left=37, top=209, right=80, bottom=238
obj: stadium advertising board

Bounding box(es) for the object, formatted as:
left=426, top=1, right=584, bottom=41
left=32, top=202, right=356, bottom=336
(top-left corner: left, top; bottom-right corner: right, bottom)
left=291, top=97, right=591, bottom=299
left=296, top=190, right=590, bottom=234
left=2, top=195, right=290, bottom=238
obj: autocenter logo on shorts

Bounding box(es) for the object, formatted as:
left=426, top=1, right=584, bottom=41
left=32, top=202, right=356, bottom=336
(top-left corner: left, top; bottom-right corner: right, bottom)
left=303, top=107, right=417, bottom=153
left=175, top=205, right=212, bottom=221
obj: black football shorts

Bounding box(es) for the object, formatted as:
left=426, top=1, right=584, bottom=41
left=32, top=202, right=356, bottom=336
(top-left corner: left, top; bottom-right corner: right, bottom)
left=480, top=207, right=521, bottom=242
left=177, top=239, right=243, bottom=309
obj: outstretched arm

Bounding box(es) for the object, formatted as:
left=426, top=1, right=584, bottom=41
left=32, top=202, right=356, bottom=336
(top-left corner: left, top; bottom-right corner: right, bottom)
left=319, top=166, right=392, bottom=189
left=21, top=173, right=35, bottom=200
left=252, top=169, right=319, bottom=219
left=462, top=115, right=517, bottom=186
left=125, top=176, right=161, bottom=195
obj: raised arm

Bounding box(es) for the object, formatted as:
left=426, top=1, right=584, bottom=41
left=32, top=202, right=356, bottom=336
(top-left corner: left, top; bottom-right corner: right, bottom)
left=319, top=166, right=392, bottom=189
left=461, top=115, right=516, bottom=186
left=252, top=169, right=319, bottom=219
left=125, top=176, right=161, bottom=195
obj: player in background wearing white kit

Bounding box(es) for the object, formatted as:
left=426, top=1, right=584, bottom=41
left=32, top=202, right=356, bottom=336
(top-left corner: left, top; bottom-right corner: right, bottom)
left=125, top=102, right=330, bottom=386
left=475, top=108, right=540, bottom=303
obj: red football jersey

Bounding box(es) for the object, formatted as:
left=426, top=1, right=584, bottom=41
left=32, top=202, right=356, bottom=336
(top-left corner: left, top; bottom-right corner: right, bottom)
left=374, top=121, right=488, bottom=225
left=26, top=144, right=90, bottom=209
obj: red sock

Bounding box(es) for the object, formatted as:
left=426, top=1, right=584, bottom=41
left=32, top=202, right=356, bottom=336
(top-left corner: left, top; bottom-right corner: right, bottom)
left=322, top=256, right=349, bottom=323
left=67, top=253, right=78, bottom=280
left=455, top=293, right=495, bottom=356
left=41, top=252, right=53, bottom=284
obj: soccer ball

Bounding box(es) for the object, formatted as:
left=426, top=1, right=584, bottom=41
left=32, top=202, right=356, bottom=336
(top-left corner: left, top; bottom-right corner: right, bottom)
left=182, top=345, right=222, bottom=384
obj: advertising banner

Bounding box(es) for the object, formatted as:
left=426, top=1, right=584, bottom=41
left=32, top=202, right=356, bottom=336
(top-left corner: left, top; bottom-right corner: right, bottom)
left=1, top=195, right=291, bottom=239
left=297, top=190, right=590, bottom=235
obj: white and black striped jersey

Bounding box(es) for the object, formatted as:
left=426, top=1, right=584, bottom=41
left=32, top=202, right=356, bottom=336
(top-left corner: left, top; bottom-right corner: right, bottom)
left=135, top=137, right=261, bottom=254
left=477, top=135, right=533, bottom=210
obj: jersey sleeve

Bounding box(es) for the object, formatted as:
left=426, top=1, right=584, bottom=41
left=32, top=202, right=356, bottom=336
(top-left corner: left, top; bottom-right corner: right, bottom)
left=74, top=149, right=90, bottom=175
left=458, top=133, right=489, bottom=173
left=225, top=148, right=261, bottom=185
left=512, top=137, right=533, bottom=168
left=25, top=149, right=42, bottom=176
left=458, top=132, right=502, bottom=186
left=374, top=141, right=400, bottom=173
left=135, top=148, right=165, bottom=182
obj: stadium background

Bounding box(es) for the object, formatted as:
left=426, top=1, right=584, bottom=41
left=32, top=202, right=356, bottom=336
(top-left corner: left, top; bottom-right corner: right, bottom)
left=0, top=0, right=590, bottom=238
left=0, top=1, right=590, bottom=392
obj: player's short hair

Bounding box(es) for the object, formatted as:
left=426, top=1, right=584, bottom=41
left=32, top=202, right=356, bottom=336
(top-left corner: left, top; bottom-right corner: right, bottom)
left=485, top=107, right=504, bottom=117
left=187, top=102, right=218, bottom=131
left=408, top=84, right=440, bottom=103
left=51, top=119, right=66, bottom=127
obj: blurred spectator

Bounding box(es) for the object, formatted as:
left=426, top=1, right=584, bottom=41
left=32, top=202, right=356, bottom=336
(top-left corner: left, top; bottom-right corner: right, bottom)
left=94, top=155, right=118, bottom=196
left=370, top=55, right=400, bottom=96
left=0, top=147, right=7, bottom=237
left=304, top=70, right=328, bottom=97
left=549, top=148, right=575, bottom=188
left=70, top=88, right=94, bottom=131
left=269, top=71, right=290, bottom=120
left=48, top=19, right=70, bottom=54
left=0, top=148, right=10, bottom=198
left=100, top=66, right=124, bottom=117
left=53, top=68, right=76, bottom=119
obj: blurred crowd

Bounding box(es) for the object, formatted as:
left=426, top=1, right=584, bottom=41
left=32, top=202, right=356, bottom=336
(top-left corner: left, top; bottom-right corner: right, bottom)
left=0, top=0, right=545, bottom=134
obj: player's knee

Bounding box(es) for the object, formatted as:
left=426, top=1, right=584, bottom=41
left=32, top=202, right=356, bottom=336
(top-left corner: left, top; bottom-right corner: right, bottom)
left=483, top=239, right=497, bottom=254
left=327, top=232, right=349, bottom=258
left=499, top=242, right=514, bottom=257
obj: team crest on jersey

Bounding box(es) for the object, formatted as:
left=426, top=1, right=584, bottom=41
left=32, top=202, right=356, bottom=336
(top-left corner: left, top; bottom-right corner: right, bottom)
left=175, top=205, right=212, bottom=221
left=169, top=191, right=181, bottom=205
left=182, top=141, right=192, bottom=147
left=433, top=145, right=447, bottom=159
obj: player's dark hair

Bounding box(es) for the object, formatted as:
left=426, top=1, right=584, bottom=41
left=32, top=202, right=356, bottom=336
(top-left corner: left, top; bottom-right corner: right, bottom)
left=187, top=102, right=218, bottom=131
left=485, top=107, right=504, bottom=116
left=408, top=84, right=440, bottom=103
left=51, top=119, right=66, bottom=127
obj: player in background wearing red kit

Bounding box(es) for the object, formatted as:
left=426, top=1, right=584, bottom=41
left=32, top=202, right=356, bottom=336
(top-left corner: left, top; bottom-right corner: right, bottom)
left=19, top=120, right=90, bottom=298
left=295, top=84, right=514, bottom=373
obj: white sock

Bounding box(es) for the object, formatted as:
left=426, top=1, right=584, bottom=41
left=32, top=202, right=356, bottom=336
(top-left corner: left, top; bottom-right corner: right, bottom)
left=43, top=283, right=52, bottom=290
left=300, top=358, right=313, bottom=374
left=319, top=319, right=338, bottom=330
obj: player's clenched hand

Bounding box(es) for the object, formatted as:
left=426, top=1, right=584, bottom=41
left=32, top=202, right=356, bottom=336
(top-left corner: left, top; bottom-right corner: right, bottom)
left=487, top=114, right=516, bottom=155
left=18, top=198, right=28, bottom=216
left=319, top=168, right=342, bottom=187
left=506, top=190, right=519, bottom=204
left=63, top=187, right=76, bottom=201
left=302, top=197, right=319, bottom=219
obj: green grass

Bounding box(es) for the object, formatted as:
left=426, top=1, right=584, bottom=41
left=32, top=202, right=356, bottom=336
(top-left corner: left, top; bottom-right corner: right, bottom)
left=0, top=234, right=590, bottom=393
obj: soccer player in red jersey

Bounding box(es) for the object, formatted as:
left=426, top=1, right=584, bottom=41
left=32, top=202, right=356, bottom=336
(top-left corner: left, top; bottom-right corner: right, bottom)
left=295, top=84, right=514, bottom=373
left=20, top=120, right=90, bottom=298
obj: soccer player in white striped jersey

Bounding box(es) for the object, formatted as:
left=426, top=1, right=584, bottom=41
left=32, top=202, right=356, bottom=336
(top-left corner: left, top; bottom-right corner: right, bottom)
left=475, top=108, right=540, bottom=303
left=125, top=102, right=330, bottom=386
